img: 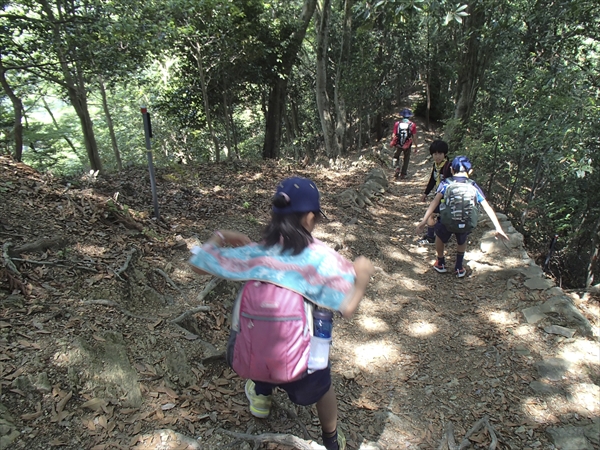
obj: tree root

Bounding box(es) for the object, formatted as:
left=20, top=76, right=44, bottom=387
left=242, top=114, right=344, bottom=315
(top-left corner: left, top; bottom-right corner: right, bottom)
left=7, top=237, right=67, bottom=257
left=170, top=277, right=221, bottom=324
left=438, top=416, right=498, bottom=450
left=2, top=242, right=21, bottom=276
left=114, top=247, right=137, bottom=279
left=219, top=429, right=384, bottom=450
left=154, top=268, right=185, bottom=296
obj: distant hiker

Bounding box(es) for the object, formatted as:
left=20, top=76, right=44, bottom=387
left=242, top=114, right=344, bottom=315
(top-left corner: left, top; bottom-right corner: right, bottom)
left=415, top=156, right=508, bottom=277
left=390, top=108, right=418, bottom=179
left=189, top=176, right=375, bottom=450
left=418, top=140, right=453, bottom=245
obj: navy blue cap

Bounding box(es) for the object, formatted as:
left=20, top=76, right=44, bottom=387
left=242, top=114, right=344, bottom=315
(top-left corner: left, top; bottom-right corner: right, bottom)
left=451, top=155, right=472, bottom=173
left=272, top=177, right=325, bottom=217
left=400, top=108, right=413, bottom=118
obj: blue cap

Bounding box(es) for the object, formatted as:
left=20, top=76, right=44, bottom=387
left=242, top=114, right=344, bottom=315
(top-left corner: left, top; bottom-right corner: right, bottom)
left=273, top=177, right=324, bottom=216
left=400, top=108, right=413, bottom=118
left=451, top=155, right=472, bottom=173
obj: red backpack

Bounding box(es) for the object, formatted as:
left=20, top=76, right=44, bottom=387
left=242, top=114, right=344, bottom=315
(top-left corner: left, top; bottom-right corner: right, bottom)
left=226, top=281, right=312, bottom=384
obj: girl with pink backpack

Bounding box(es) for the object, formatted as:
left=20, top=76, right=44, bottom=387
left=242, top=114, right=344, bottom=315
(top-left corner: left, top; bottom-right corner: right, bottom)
left=189, top=177, right=374, bottom=450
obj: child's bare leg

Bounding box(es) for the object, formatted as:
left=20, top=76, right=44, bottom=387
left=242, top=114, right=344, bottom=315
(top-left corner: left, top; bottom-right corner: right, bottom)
left=316, top=384, right=337, bottom=433
left=457, top=242, right=467, bottom=253
left=435, top=236, right=445, bottom=258
left=427, top=215, right=436, bottom=227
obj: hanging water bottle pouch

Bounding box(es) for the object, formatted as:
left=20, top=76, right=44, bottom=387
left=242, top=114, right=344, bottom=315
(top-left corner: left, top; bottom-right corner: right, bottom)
left=308, top=335, right=332, bottom=371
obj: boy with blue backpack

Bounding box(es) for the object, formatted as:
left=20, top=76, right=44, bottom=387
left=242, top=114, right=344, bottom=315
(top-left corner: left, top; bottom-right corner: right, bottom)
left=415, top=156, right=508, bottom=277
left=189, top=177, right=375, bottom=450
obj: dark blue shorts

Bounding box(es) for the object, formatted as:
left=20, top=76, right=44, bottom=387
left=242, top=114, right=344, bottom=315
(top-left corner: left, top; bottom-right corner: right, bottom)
left=253, top=366, right=331, bottom=406
left=435, top=221, right=469, bottom=245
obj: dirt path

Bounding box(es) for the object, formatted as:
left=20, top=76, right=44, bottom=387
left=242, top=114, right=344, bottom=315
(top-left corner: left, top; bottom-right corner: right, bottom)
left=0, top=133, right=598, bottom=450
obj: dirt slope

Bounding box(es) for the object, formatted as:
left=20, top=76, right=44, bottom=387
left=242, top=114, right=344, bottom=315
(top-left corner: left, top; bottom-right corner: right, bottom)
left=0, top=126, right=598, bottom=450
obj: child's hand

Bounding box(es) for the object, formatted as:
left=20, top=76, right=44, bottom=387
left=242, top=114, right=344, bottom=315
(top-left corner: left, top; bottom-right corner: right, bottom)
left=421, top=194, right=428, bottom=202
left=415, top=221, right=426, bottom=235
left=353, top=256, right=374, bottom=294
left=217, top=230, right=252, bottom=247
left=354, top=256, right=375, bottom=278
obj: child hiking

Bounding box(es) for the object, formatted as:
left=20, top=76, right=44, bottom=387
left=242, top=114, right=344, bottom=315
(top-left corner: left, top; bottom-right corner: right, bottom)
left=391, top=108, right=418, bottom=179
left=189, top=176, right=375, bottom=450
left=415, top=155, right=508, bottom=277
left=418, top=140, right=453, bottom=245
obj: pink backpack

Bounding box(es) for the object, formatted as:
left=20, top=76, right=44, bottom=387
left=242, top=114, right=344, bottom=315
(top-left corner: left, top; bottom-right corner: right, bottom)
left=226, top=281, right=312, bottom=384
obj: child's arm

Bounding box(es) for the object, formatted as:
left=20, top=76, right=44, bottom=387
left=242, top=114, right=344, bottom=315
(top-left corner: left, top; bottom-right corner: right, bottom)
left=339, top=256, right=374, bottom=318
left=479, top=200, right=509, bottom=240
left=422, top=167, right=435, bottom=202
left=416, top=193, right=443, bottom=234
left=189, top=230, right=252, bottom=276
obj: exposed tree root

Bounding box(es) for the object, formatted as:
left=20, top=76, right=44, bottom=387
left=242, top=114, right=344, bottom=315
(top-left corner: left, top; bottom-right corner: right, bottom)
left=219, top=429, right=384, bottom=450
left=7, top=237, right=67, bottom=257
left=438, top=416, right=498, bottom=450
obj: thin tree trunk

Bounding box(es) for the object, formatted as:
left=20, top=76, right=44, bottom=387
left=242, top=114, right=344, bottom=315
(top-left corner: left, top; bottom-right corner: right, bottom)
left=486, top=138, right=499, bottom=196
left=0, top=59, right=24, bottom=162
left=41, top=97, right=77, bottom=154
left=334, top=0, right=352, bottom=155
left=262, top=0, right=318, bottom=159
left=521, top=156, right=544, bottom=227
left=98, top=77, right=122, bottom=170
left=221, top=92, right=232, bottom=159
left=505, top=152, right=524, bottom=211
left=314, top=0, right=337, bottom=158
left=193, top=42, right=220, bottom=162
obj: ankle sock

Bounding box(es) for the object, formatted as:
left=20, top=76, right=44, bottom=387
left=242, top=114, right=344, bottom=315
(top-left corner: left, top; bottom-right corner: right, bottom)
left=437, top=256, right=445, bottom=266
left=455, top=252, right=465, bottom=270
left=426, top=227, right=435, bottom=239
left=323, top=428, right=339, bottom=450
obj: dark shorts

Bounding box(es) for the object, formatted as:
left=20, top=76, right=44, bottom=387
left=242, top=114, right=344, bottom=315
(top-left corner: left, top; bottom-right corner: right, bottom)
left=434, top=221, right=469, bottom=245
left=253, top=366, right=331, bottom=406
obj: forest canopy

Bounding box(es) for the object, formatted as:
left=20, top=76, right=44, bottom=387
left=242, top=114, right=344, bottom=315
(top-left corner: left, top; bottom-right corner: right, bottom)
left=1, top=0, right=599, bottom=288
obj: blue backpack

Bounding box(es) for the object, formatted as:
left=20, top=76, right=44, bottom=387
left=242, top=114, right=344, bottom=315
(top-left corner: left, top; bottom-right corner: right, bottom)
left=439, top=177, right=480, bottom=233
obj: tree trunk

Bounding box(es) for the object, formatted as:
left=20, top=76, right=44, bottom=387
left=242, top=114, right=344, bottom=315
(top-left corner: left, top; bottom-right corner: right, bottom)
left=262, top=0, right=318, bottom=159
left=39, top=0, right=102, bottom=172
left=451, top=3, right=489, bottom=148
left=193, top=42, right=220, bottom=162
left=315, top=0, right=337, bottom=158
left=98, top=77, right=122, bottom=170
left=0, top=60, right=24, bottom=162
left=69, top=84, right=103, bottom=173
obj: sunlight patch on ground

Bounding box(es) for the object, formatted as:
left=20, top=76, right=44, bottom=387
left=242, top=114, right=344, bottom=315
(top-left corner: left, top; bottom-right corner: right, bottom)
left=558, top=339, right=600, bottom=366
left=357, top=315, right=390, bottom=333
left=406, top=320, right=438, bottom=337
left=76, top=243, right=108, bottom=258
left=565, top=383, right=600, bottom=414
left=382, top=248, right=414, bottom=263
left=486, top=310, right=519, bottom=326
left=521, top=397, right=560, bottom=423
left=352, top=341, right=399, bottom=368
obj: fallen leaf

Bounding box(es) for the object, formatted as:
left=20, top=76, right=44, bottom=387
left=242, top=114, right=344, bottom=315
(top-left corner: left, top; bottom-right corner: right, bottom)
left=21, top=410, right=43, bottom=421
left=81, top=398, right=107, bottom=411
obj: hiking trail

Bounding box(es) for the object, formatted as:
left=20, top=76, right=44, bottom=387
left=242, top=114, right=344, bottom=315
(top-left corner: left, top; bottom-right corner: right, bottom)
left=0, top=118, right=598, bottom=450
